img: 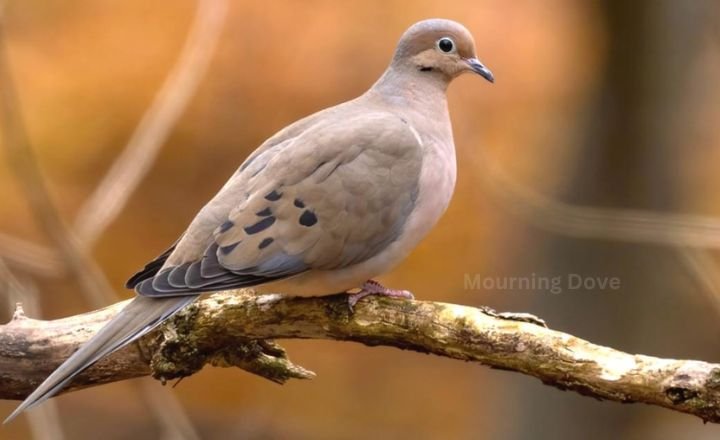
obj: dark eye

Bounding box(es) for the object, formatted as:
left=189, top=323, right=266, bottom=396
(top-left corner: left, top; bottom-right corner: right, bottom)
left=437, top=37, right=455, bottom=53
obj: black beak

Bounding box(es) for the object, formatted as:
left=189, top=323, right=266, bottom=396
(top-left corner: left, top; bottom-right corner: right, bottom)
left=466, top=58, right=494, bottom=83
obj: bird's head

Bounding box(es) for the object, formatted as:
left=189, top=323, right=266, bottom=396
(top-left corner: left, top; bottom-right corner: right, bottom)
left=393, top=18, right=494, bottom=83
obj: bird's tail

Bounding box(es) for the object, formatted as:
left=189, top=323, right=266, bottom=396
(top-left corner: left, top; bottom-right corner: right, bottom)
left=4, top=294, right=197, bottom=423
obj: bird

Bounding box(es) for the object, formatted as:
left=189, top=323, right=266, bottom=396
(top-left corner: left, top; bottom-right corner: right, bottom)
left=5, top=17, right=493, bottom=422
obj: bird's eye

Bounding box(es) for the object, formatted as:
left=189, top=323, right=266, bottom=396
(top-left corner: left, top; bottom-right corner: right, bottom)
left=437, top=37, right=455, bottom=53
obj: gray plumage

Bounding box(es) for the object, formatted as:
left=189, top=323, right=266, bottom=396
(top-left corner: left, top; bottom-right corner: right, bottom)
left=5, top=18, right=493, bottom=423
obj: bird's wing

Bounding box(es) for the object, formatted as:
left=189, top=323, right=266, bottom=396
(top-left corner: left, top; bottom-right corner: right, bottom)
left=135, top=111, right=423, bottom=296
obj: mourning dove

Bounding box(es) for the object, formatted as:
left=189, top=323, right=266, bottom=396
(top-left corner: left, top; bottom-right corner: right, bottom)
left=6, top=18, right=493, bottom=422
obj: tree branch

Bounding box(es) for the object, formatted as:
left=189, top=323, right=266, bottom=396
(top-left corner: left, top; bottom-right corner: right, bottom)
left=1, top=291, right=719, bottom=423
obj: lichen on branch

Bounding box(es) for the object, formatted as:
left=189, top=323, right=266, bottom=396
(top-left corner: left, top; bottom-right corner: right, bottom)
left=1, top=290, right=719, bottom=424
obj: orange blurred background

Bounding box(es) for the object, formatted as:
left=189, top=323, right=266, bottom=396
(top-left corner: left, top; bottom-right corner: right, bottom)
left=1, top=1, right=720, bottom=438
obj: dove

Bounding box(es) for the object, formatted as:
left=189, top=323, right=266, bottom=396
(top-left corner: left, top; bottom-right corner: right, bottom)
left=5, top=18, right=493, bottom=422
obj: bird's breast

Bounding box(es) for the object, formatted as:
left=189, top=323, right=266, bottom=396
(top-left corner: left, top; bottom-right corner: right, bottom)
left=267, top=135, right=457, bottom=296
left=399, top=135, right=458, bottom=248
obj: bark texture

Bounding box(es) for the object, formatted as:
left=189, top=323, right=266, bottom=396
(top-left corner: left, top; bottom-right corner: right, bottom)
left=1, top=290, right=719, bottom=423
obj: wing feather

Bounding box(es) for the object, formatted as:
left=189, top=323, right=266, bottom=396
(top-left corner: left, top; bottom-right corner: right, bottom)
left=131, top=111, right=422, bottom=297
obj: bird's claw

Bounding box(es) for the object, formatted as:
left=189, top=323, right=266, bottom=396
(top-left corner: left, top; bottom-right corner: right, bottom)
left=347, top=280, right=414, bottom=311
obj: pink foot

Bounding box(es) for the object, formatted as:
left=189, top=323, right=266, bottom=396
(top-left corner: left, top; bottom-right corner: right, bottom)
left=347, top=280, right=414, bottom=310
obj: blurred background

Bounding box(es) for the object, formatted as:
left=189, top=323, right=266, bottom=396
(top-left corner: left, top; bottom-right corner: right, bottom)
left=1, top=0, right=720, bottom=438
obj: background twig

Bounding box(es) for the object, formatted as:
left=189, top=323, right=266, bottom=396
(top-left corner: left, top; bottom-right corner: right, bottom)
left=73, top=0, right=228, bottom=247
left=0, top=1, right=229, bottom=436
left=0, top=259, right=65, bottom=440
left=478, top=152, right=720, bottom=248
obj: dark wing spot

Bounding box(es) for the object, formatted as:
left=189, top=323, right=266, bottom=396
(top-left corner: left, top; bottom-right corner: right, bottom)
left=244, top=216, right=276, bottom=235
left=312, top=161, right=327, bottom=173
left=219, top=220, right=234, bottom=233
left=294, top=198, right=305, bottom=208
left=299, top=210, right=318, bottom=227
left=256, top=207, right=272, bottom=217
left=265, top=190, right=282, bottom=201
left=220, top=242, right=241, bottom=255
left=312, top=162, right=342, bottom=183
left=258, top=237, right=274, bottom=249
left=239, top=157, right=254, bottom=172
left=250, top=163, right=267, bottom=178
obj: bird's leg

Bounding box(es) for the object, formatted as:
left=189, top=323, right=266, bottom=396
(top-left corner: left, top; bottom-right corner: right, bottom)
left=347, top=279, right=415, bottom=310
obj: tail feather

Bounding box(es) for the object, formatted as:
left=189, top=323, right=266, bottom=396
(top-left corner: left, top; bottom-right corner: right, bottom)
left=4, top=295, right=197, bottom=423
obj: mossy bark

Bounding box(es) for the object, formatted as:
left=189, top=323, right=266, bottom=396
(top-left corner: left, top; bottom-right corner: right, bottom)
left=1, top=290, right=719, bottom=423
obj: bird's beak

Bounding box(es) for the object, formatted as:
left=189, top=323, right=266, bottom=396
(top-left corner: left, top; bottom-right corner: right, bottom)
left=466, top=58, right=494, bottom=83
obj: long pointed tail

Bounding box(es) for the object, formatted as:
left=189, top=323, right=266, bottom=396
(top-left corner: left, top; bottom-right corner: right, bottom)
left=4, top=295, right=197, bottom=423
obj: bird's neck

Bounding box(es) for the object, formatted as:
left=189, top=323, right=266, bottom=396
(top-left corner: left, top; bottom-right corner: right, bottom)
left=366, top=64, right=451, bottom=120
